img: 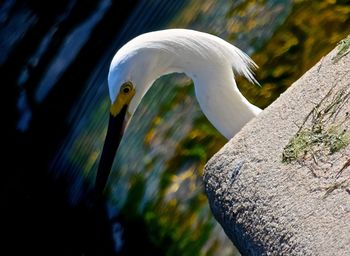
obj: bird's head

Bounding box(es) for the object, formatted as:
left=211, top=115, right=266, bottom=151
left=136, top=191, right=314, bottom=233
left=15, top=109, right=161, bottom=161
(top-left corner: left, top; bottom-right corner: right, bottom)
left=107, top=42, right=160, bottom=126
left=95, top=45, right=155, bottom=197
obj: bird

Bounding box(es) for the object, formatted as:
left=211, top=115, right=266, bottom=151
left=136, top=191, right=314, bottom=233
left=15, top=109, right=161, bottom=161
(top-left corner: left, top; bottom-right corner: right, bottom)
left=95, top=28, right=261, bottom=196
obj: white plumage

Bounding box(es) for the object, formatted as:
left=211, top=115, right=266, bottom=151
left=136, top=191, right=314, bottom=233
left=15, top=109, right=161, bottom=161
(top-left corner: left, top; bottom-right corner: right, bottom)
left=108, top=29, right=261, bottom=139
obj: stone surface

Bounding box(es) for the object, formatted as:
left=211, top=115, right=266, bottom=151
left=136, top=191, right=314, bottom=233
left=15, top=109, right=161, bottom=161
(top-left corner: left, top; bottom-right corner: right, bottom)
left=204, top=42, right=350, bottom=255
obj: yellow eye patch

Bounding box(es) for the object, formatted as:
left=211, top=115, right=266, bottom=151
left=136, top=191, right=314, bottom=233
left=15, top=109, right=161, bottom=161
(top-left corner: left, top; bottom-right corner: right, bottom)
left=110, top=81, right=136, bottom=117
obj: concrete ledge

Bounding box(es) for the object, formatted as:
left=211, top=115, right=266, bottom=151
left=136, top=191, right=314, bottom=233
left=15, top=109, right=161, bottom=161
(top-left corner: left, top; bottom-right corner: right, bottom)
left=204, top=38, right=350, bottom=255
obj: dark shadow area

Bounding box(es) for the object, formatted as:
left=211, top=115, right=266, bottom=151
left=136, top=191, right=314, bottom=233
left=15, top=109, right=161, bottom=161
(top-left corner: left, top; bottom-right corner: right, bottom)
left=2, top=1, right=139, bottom=254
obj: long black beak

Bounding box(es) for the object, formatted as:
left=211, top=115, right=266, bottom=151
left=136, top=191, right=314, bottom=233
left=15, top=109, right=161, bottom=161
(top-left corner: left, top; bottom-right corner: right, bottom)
left=95, top=105, right=128, bottom=198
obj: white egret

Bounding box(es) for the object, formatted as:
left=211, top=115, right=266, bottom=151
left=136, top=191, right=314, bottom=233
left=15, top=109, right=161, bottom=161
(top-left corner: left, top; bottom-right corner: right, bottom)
left=95, top=29, right=261, bottom=195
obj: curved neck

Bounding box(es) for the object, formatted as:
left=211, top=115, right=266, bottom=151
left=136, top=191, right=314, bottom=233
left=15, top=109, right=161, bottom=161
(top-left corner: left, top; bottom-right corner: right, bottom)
left=190, top=65, right=261, bottom=139
left=135, top=54, right=260, bottom=139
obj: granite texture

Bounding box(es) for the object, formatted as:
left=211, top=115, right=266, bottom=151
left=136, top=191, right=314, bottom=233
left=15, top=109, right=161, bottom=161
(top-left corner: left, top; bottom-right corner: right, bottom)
left=204, top=42, right=350, bottom=255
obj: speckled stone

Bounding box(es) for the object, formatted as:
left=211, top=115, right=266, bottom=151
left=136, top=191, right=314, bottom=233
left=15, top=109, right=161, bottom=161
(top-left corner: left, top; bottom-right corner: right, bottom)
left=204, top=43, right=350, bottom=255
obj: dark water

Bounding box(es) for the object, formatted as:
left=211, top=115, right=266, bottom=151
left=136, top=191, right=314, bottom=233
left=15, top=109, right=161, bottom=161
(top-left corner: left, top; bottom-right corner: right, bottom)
left=4, top=0, right=350, bottom=255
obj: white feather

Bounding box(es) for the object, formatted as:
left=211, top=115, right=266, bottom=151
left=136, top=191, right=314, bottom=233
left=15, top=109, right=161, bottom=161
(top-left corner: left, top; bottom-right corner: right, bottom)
left=108, top=29, right=261, bottom=139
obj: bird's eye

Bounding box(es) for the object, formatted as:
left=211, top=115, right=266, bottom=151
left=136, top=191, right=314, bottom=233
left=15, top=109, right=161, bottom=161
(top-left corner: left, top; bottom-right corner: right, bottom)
left=123, top=87, right=130, bottom=94
left=120, top=82, right=133, bottom=95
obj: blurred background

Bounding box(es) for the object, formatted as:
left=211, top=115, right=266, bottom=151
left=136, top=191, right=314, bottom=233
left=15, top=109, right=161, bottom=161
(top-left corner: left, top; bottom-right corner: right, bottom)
left=3, top=0, right=350, bottom=255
